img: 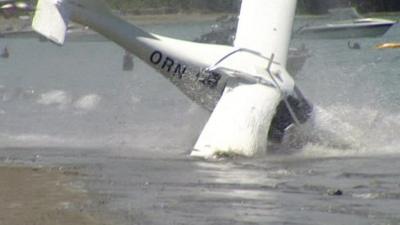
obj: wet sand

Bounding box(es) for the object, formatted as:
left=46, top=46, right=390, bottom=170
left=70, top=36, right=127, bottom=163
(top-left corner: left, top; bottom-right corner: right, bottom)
left=0, top=165, right=112, bottom=225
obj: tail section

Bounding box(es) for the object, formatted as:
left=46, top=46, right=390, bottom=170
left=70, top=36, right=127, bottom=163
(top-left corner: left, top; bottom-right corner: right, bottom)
left=32, top=0, right=70, bottom=45
left=234, top=0, right=297, bottom=67
left=32, top=0, right=110, bottom=45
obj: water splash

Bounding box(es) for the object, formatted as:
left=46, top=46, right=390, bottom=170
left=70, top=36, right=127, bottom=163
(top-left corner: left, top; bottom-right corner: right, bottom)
left=294, top=104, right=400, bottom=157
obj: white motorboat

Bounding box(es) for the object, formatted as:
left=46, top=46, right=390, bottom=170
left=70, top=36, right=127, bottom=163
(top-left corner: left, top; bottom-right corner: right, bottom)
left=294, top=8, right=396, bottom=39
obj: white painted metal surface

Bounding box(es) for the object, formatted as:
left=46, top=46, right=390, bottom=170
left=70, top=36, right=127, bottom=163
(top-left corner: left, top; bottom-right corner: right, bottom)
left=31, top=0, right=299, bottom=159
left=235, top=0, right=297, bottom=67
left=192, top=0, right=298, bottom=158
left=33, top=0, right=69, bottom=44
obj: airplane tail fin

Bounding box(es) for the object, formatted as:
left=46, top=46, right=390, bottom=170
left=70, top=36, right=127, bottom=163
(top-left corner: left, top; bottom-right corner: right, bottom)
left=32, top=0, right=110, bottom=45
left=234, top=0, right=297, bottom=67
left=32, top=0, right=70, bottom=45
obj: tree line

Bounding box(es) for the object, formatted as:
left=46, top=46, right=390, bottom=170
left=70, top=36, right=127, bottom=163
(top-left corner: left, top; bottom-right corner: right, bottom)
left=29, top=0, right=400, bottom=14
left=299, top=0, right=400, bottom=14
left=106, top=0, right=239, bottom=13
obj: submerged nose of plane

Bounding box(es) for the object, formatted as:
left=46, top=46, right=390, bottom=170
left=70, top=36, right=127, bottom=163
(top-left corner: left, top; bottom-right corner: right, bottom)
left=269, top=86, right=314, bottom=144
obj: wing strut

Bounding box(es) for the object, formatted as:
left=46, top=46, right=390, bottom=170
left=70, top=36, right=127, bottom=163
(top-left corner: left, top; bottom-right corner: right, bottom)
left=266, top=54, right=301, bottom=125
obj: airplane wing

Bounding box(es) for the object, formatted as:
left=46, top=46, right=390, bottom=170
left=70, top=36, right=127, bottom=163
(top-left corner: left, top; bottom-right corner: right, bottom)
left=234, top=0, right=297, bottom=67
left=31, top=0, right=310, bottom=159
left=192, top=0, right=301, bottom=158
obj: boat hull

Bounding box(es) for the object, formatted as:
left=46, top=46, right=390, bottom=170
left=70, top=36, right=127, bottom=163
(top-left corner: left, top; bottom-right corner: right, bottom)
left=295, top=23, right=394, bottom=39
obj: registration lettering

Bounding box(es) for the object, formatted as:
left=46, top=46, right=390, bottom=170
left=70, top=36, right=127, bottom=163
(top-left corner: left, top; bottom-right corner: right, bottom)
left=150, top=50, right=187, bottom=78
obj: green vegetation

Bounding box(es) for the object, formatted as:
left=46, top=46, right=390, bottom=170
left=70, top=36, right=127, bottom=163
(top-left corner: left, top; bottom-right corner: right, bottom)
left=298, top=0, right=400, bottom=14
left=106, top=0, right=238, bottom=13
left=28, top=0, right=400, bottom=14
left=106, top=0, right=400, bottom=14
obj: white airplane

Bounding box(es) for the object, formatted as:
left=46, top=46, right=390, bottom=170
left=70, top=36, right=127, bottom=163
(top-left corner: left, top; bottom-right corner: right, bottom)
left=32, top=0, right=313, bottom=159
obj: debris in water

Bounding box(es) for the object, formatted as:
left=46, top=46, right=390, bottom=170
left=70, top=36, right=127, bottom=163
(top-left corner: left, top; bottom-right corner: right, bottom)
left=123, top=50, right=134, bottom=71
left=1, top=46, right=9, bottom=58
left=328, top=189, right=343, bottom=196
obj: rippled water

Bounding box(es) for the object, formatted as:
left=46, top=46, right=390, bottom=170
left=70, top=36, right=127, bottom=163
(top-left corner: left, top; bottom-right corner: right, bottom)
left=1, top=19, right=400, bottom=225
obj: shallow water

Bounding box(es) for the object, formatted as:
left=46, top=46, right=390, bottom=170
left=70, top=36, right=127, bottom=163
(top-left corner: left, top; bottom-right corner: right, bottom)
left=1, top=19, right=400, bottom=224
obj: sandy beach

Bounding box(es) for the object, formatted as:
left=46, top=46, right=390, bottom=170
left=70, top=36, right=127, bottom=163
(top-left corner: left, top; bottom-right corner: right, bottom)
left=0, top=165, right=113, bottom=225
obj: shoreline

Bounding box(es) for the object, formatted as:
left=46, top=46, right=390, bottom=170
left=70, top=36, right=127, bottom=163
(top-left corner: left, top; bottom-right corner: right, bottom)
left=1, top=10, right=398, bottom=32
left=124, top=12, right=232, bottom=25
left=0, top=13, right=231, bottom=31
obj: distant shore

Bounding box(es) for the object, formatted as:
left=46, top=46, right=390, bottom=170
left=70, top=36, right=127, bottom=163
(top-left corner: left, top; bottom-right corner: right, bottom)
left=1, top=10, right=399, bottom=32
left=0, top=12, right=231, bottom=32
left=124, top=12, right=232, bottom=25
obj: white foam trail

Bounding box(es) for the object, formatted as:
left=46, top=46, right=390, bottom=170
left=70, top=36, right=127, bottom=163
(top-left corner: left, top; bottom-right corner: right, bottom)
left=0, top=132, right=124, bottom=149
left=0, top=133, right=81, bottom=148
left=130, top=95, right=141, bottom=104
left=74, top=94, right=101, bottom=111
left=37, top=90, right=71, bottom=108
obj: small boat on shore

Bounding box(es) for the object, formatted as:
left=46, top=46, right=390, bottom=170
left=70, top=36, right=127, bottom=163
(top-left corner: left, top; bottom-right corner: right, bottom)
left=294, top=8, right=396, bottom=39
left=376, top=42, right=400, bottom=49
